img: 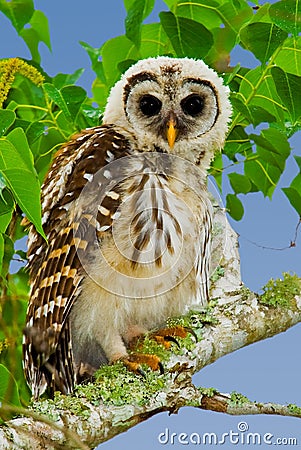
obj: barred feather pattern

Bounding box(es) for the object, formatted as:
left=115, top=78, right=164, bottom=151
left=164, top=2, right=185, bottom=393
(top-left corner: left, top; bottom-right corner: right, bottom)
left=23, top=126, right=133, bottom=397
left=23, top=125, right=213, bottom=398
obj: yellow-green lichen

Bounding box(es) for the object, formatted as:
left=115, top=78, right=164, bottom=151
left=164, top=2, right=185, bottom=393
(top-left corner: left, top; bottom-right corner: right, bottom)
left=229, top=391, right=250, bottom=407
left=259, top=272, right=301, bottom=308
left=287, top=403, right=301, bottom=416
left=75, top=362, right=167, bottom=407
left=210, top=266, right=225, bottom=283
left=168, top=303, right=218, bottom=330
left=31, top=392, right=91, bottom=421
left=136, top=336, right=172, bottom=362
left=198, top=387, right=218, bottom=397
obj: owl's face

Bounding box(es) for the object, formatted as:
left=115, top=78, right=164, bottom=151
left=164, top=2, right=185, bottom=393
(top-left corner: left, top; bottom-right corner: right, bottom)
left=103, top=57, right=231, bottom=165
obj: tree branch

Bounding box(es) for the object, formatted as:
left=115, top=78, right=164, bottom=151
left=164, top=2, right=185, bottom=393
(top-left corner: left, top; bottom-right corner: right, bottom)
left=199, top=390, right=301, bottom=418
left=1, top=206, right=300, bottom=449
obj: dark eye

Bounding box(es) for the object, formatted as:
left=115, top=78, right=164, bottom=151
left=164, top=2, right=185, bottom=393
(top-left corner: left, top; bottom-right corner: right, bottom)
left=181, top=94, right=204, bottom=117
left=139, top=95, right=162, bottom=116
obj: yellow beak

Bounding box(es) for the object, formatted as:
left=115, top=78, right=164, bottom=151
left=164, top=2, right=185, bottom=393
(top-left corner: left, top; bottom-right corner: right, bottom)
left=166, top=119, right=178, bottom=149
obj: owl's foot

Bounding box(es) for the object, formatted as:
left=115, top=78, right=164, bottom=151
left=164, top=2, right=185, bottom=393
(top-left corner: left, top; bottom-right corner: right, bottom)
left=128, top=325, right=197, bottom=351
left=121, top=353, right=164, bottom=376
left=123, top=325, right=197, bottom=376
left=149, top=325, right=198, bottom=349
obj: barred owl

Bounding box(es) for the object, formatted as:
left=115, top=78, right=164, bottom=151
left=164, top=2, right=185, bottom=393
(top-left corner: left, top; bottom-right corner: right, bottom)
left=23, top=56, right=231, bottom=399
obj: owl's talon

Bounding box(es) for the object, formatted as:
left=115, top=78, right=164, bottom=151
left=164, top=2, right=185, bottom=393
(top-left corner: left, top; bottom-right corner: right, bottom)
left=162, top=335, right=180, bottom=348
left=158, top=361, right=164, bottom=375
left=137, top=366, right=147, bottom=378
left=183, top=326, right=198, bottom=343
left=150, top=324, right=197, bottom=348
left=121, top=353, right=162, bottom=376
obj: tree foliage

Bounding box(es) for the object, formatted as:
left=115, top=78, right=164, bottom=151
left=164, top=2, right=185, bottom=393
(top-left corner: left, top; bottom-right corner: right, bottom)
left=0, top=0, right=300, bottom=414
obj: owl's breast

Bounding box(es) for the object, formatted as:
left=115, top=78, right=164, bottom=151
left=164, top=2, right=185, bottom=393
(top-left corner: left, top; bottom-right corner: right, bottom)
left=115, top=172, right=195, bottom=270
left=83, top=154, right=208, bottom=300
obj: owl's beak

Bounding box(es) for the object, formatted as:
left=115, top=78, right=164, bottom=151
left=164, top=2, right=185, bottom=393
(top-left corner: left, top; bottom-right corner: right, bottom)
left=166, top=118, right=178, bottom=149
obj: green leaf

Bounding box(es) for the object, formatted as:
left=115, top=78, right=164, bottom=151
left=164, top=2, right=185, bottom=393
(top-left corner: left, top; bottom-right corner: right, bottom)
left=118, top=59, right=138, bottom=73
left=0, top=133, right=45, bottom=238
left=9, top=269, right=30, bottom=296
left=91, top=78, right=109, bottom=109
left=162, top=0, right=175, bottom=8
left=250, top=128, right=290, bottom=171
left=26, top=121, right=46, bottom=146
left=0, top=233, right=3, bottom=274
left=61, top=86, right=86, bottom=120
left=174, top=0, right=252, bottom=36
left=244, top=158, right=280, bottom=198
left=174, top=0, right=222, bottom=30
left=294, top=155, right=301, bottom=171
left=2, top=297, right=28, bottom=328
left=5, top=128, right=35, bottom=171
left=238, top=66, right=285, bottom=123
left=80, top=105, right=102, bottom=127
left=19, top=27, right=41, bottom=62
left=125, top=0, right=147, bottom=47
left=140, top=23, right=169, bottom=58
left=206, top=24, right=236, bottom=69
left=0, top=364, right=22, bottom=407
left=228, top=173, right=251, bottom=194
left=13, top=119, right=31, bottom=134
left=231, top=95, right=276, bottom=126
left=28, top=10, right=51, bottom=50
left=240, top=22, right=287, bottom=64
left=282, top=187, right=301, bottom=216
left=290, top=172, right=301, bottom=192
left=224, top=125, right=251, bottom=160
left=124, top=0, right=155, bottom=19
left=80, top=41, right=106, bottom=81
left=53, top=68, right=85, bottom=90
left=0, top=234, right=14, bottom=281
left=0, top=189, right=14, bottom=234
left=226, top=193, right=244, bottom=221
left=43, top=83, right=72, bottom=121
left=274, top=36, right=301, bottom=76
left=0, top=110, right=16, bottom=137
left=270, top=0, right=301, bottom=37
left=7, top=77, right=45, bottom=122
left=219, top=0, right=253, bottom=34
left=160, top=11, right=213, bottom=58
left=0, top=0, right=34, bottom=33
left=271, top=67, right=301, bottom=123
left=283, top=157, right=301, bottom=212
left=101, top=35, right=140, bottom=87
left=19, top=10, right=51, bottom=63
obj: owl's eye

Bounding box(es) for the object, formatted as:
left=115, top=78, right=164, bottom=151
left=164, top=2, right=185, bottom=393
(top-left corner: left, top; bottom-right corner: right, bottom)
left=139, top=95, right=162, bottom=116
left=181, top=94, right=204, bottom=117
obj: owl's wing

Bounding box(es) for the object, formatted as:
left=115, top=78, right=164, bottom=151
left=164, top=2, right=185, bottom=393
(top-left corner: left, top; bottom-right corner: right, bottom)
left=23, top=125, right=131, bottom=398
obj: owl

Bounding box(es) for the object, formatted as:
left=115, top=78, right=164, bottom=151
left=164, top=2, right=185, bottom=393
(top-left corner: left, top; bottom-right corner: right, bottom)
left=23, top=56, right=231, bottom=399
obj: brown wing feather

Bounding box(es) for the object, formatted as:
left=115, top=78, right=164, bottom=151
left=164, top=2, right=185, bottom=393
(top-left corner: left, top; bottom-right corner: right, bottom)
left=23, top=125, right=132, bottom=398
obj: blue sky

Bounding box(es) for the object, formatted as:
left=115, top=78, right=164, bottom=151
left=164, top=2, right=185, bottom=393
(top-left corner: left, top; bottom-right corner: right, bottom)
left=1, top=1, right=300, bottom=449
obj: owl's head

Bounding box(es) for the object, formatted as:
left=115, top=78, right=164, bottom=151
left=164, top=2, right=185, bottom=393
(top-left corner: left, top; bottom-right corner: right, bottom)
left=103, top=56, right=231, bottom=165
